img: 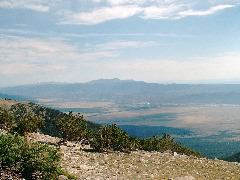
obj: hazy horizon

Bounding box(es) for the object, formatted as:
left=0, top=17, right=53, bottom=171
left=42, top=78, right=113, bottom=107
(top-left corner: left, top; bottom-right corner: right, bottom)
left=3, top=77, right=240, bottom=89
left=0, top=0, right=240, bottom=87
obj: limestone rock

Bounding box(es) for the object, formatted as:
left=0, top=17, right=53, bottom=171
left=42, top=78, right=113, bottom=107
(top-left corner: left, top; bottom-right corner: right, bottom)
left=58, top=175, right=68, bottom=180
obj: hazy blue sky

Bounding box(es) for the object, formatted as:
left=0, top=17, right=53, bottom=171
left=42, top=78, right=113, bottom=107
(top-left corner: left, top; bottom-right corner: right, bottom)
left=0, top=0, right=240, bottom=87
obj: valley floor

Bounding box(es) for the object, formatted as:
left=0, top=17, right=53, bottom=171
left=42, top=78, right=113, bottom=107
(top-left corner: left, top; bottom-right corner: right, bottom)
left=30, top=133, right=240, bottom=180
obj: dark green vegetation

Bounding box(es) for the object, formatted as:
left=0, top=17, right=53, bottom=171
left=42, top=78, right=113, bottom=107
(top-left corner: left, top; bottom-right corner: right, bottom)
left=0, top=100, right=199, bottom=153
left=0, top=100, right=199, bottom=155
left=0, top=101, right=95, bottom=179
left=139, top=134, right=201, bottom=157
left=0, top=133, right=60, bottom=179
left=10, top=104, right=44, bottom=136
left=90, top=124, right=200, bottom=156
left=56, top=112, right=88, bottom=142
left=91, top=124, right=136, bottom=152
left=0, top=100, right=202, bottom=179
left=0, top=102, right=99, bottom=138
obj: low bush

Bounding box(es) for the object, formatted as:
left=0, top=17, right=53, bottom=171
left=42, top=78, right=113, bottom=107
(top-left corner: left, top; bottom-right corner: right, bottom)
left=0, top=133, right=25, bottom=168
left=91, top=124, right=136, bottom=152
left=0, top=133, right=61, bottom=180
left=0, top=107, right=15, bottom=132
left=139, top=134, right=201, bottom=157
left=20, top=142, right=60, bottom=179
left=0, top=105, right=44, bottom=136
left=1, top=102, right=100, bottom=141
left=13, top=112, right=44, bottom=136
left=90, top=125, right=201, bottom=157
left=56, top=112, right=87, bottom=142
left=10, top=104, right=44, bottom=136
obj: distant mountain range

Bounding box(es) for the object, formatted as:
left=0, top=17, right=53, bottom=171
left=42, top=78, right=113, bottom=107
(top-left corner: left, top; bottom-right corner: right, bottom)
left=1, top=78, right=240, bottom=104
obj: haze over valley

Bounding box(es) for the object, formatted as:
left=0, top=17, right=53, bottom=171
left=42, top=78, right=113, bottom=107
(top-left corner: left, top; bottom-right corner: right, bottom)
left=2, top=79, right=240, bottom=158
left=1, top=1, right=240, bottom=178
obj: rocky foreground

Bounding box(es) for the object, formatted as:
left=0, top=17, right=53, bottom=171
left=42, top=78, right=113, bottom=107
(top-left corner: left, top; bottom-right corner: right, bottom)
left=28, top=133, right=240, bottom=180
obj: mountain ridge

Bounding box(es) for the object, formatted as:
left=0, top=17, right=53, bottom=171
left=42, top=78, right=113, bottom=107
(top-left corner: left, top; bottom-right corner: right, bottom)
left=2, top=79, right=240, bottom=104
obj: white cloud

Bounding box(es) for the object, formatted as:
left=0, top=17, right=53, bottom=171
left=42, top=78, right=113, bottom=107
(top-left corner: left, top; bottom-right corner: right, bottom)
left=0, top=36, right=114, bottom=84
left=0, top=36, right=157, bottom=77
left=95, top=40, right=156, bottom=51
left=60, top=5, right=142, bottom=25
left=179, top=4, right=234, bottom=17
left=62, top=32, right=191, bottom=38
left=0, top=35, right=159, bottom=86
left=0, top=0, right=237, bottom=24
left=0, top=36, right=81, bottom=63
left=59, top=1, right=236, bottom=25
left=98, top=0, right=148, bottom=6
left=0, top=0, right=52, bottom=12
left=0, top=63, right=37, bottom=75
left=142, top=4, right=185, bottom=19
left=1, top=35, right=240, bottom=85
left=90, top=53, right=240, bottom=83
left=0, top=28, right=192, bottom=38
left=0, top=35, right=154, bottom=63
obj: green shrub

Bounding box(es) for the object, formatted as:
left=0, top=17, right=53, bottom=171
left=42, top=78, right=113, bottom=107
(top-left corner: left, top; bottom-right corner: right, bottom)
left=10, top=104, right=44, bottom=136
left=0, top=104, right=44, bottom=136
left=20, top=142, right=60, bottom=179
left=1, top=102, right=100, bottom=139
left=56, top=112, right=87, bottom=141
left=13, top=112, right=44, bottom=136
left=0, top=107, right=15, bottom=132
left=0, top=134, right=61, bottom=180
left=0, top=133, right=25, bottom=168
left=91, top=124, right=135, bottom=152
left=139, top=134, right=201, bottom=157
left=90, top=125, right=200, bottom=156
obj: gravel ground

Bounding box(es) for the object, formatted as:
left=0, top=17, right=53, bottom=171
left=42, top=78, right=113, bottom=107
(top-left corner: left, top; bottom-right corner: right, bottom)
left=5, top=133, right=240, bottom=180
left=59, top=141, right=240, bottom=180
left=27, top=133, right=240, bottom=179
left=0, top=168, right=24, bottom=180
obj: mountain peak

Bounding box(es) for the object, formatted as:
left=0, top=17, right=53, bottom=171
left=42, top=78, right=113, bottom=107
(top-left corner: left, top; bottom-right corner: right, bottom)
left=88, top=78, right=136, bottom=84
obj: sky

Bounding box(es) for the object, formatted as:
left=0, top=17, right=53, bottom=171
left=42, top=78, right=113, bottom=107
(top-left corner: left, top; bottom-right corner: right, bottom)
left=0, top=0, right=240, bottom=87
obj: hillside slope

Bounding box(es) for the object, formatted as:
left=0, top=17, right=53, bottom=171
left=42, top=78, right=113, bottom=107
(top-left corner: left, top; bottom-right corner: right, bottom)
left=1, top=99, right=240, bottom=179
left=0, top=99, right=100, bottom=137
left=30, top=133, right=240, bottom=179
